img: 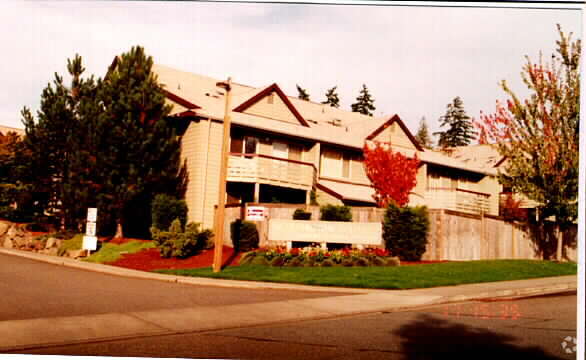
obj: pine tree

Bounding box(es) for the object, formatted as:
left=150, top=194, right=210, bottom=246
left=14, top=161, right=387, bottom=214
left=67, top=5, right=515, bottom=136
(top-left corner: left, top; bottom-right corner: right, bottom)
left=21, top=54, right=97, bottom=228
left=434, top=97, right=476, bottom=148
left=96, top=46, right=184, bottom=238
left=296, top=84, right=310, bottom=101
left=351, top=84, right=375, bottom=116
left=321, top=86, right=340, bottom=108
left=414, top=116, right=433, bottom=149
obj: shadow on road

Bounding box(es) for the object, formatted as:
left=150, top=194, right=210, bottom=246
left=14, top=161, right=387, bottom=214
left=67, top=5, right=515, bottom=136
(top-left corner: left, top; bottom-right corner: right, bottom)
left=394, top=314, right=559, bottom=360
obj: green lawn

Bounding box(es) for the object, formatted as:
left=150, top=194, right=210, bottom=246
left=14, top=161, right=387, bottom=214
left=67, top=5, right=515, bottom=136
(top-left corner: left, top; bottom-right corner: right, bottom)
left=154, top=260, right=577, bottom=289
left=84, top=241, right=156, bottom=263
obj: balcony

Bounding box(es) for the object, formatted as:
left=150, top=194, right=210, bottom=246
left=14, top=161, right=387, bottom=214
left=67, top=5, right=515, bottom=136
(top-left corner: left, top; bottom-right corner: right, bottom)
left=425, top=188, right=491, bottom=215
left=227, top=153, right=316, bottom=190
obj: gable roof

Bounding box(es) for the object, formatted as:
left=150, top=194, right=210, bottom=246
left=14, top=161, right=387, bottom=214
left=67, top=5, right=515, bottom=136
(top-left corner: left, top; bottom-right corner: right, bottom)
left=364, top=114, right=424, bottom=151
left=233, top=83, right=310, bottom=127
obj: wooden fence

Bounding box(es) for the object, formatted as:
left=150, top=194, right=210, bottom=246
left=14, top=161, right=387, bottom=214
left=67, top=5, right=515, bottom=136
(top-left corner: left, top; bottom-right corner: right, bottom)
left=221, top=204, right=577, bottom=262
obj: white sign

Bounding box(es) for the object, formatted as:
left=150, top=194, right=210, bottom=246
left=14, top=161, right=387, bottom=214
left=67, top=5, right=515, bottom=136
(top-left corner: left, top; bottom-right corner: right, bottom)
left=246, top=206, right=267, bottom=221
left=268, top=219, right=382, bottom=246
left=85, top=222, right=97, bottom=236
left=87, top=208, right=98, bottom=222
left=82, top=235, right=98, bottom=251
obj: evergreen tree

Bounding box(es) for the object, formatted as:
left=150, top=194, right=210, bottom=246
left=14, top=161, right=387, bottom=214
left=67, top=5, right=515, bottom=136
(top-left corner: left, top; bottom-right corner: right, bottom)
left=96, top=46, right=184, bottom=238
left=351, top=84, right=375, bottom=116
left=434, top=97, right=476, bottom=148
left=321, top=86, right=340, bottom=108
left=414, top=116, right=433, bottom=149
left=296, top=84, right=310, bottom=101
left=21, top=54, right=98, bottom=229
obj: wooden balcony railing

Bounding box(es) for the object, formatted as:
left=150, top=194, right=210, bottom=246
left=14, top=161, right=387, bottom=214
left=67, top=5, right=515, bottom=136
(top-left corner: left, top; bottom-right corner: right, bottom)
left=425, top=188, right=491, bottom=215
left=227, top=153, right=316, bottom=190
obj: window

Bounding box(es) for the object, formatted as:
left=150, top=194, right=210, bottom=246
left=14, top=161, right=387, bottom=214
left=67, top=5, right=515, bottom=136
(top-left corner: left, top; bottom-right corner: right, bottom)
left=321, top=149, right=350, bottom=179
left=273, top=141, right=288, bottom=159
left=244, top=136, right=258, bottom=155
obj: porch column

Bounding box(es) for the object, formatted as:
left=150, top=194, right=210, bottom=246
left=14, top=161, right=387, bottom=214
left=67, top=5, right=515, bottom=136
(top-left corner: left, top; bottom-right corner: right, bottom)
left=254, top=183, right=260, bottom=203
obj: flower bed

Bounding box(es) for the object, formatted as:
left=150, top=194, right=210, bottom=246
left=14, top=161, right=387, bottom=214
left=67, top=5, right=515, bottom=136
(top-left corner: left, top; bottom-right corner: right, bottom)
left=239, top=245, right=400, bottom=267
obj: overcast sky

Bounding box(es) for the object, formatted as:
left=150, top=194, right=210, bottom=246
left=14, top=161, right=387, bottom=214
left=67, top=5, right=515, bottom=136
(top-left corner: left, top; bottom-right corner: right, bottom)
left=0, top=1, right=582, bottom=139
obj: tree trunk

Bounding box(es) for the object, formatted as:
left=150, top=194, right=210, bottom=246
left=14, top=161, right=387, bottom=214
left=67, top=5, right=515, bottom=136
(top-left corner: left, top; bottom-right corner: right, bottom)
left=556, top=226, right=563, bottom=261
left=114, top=222, right=123, bottom=239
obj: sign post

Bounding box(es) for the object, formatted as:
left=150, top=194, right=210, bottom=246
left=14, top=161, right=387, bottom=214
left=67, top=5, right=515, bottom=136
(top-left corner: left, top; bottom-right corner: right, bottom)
left=83, top=208, right=98, bottom=257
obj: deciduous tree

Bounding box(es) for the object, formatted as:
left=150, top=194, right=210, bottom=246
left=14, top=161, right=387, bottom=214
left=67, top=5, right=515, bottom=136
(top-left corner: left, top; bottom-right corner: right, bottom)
left=475, top=25, right=579, bottom=259
left=362, top=141, right=420, bottom=207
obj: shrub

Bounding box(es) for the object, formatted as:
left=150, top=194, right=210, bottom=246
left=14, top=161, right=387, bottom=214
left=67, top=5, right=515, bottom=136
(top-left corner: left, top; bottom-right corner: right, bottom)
left=321, top=259, right=335, bottom=267
left=151, top=194, right=188, bottom=231
left=151, top=219, right=213, bottom=259
left=250, top=255, right=269, bottom=266
left=383, top=203, right=429, bottom=261
left=320, top=204, right=352, bottom=222
left=238, top=251, right=257, bottom=265
left=385, top=257, right=401, bottom=267
left=353, top=257, right=371, bottom=267
left=371, top=256, right=386, bottom=267
left=230, top=220, right=259, bottom=252
left=292, top=209, right=312, bottom=220
left=270, top=256, right=286, bottom=267
left=341, top=258, right=354, bottom=267
left=286, top=257, right=303, bottom=267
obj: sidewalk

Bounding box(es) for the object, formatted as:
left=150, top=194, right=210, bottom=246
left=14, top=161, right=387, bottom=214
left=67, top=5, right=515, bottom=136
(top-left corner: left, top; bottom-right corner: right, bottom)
left=0, top=248, right=577, bottom=353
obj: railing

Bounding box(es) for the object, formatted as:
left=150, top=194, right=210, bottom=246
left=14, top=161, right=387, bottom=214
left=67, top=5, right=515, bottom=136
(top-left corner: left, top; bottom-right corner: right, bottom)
left=425, top=188, right=491, bottom=215
left=227, top=153, right=316, bottom=190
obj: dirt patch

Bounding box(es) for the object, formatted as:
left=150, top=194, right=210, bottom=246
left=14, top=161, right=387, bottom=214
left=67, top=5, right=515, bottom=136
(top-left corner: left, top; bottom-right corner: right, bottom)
left=106, top=246, right=240, bottom=271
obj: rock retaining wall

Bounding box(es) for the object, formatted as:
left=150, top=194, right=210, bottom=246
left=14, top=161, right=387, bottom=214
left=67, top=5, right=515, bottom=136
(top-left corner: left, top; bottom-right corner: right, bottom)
left=0, top=220, right=80, bottom=258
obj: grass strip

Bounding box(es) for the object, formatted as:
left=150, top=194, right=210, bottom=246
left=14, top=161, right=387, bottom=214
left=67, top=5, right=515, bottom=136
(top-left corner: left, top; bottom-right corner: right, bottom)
left=154, top=260, right=576, bottom=289
left=84, top=241, right=156, bottom=263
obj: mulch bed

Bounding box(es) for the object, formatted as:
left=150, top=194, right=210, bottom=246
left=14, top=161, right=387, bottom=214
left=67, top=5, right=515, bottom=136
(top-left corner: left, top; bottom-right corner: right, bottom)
left=105, top=245, right=240, bottom=271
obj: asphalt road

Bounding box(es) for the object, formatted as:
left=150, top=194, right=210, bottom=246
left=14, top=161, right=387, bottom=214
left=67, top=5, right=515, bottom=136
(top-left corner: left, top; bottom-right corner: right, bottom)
left=0, top=253, right=350, bottom=321
left=15, top=292, right=578, bottom=359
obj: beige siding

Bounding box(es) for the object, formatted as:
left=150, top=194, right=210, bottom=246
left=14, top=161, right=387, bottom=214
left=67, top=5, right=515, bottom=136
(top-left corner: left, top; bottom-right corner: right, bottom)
left=412, top=163, right=427, bottom=198
left=243, top=91, right=300, bottom=125
left=181, top=119, right=223, bottom=230
left=477, top=175, right=501, bottom=216
left=258, top=138, right=272, bottom=156
left=350, top=156, right=370, bottom=185
left=315, top=188, right=344, bottom=206
left=373, top=122, right=417, bottom=150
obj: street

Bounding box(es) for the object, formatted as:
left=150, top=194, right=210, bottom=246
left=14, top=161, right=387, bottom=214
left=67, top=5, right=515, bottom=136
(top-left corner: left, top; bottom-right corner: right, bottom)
left=0, top=253, right=578, bottom=359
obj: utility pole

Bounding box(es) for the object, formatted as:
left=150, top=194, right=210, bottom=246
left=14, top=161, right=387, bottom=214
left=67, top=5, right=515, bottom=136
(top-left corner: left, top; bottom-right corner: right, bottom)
left=213, top=77, right=232, bottom=272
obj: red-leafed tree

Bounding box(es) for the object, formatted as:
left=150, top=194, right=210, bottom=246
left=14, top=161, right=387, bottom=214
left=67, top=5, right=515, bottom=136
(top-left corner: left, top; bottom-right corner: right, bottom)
left=362, top=141, right=420, bottom=207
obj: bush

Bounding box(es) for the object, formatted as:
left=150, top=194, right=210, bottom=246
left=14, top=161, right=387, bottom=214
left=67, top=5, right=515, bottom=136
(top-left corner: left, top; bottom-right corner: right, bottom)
left=320, top=204, right=352, bottom=222
left=292, top=209, right=312, bottom=220
left=270, top=256, right=286, bottom=267
left=286, top=257, right=303, bottom=267
left=383, top=203, right=429, bottom=261
left=250, top=255, right=269, bottom=266
left=341, top=258, right=354, bottom=267
left=230, top=220, right=259, bottom=252
left=321, top=259, right=335, bottom=267
left=151, top=219, right=213, bottom=259
left=238, top=251, right=257, bottom=265
left=385, top=257, right=401, bottom=267
left=371, top=256, right=386, bottom=267
left=151, top=194, right=188, bottom=231
left=353, top=257, right=371, bottom=267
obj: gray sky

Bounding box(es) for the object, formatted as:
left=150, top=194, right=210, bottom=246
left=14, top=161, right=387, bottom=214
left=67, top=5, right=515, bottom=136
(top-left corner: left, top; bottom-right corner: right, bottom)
left=0, top=1, right=582, bottom=139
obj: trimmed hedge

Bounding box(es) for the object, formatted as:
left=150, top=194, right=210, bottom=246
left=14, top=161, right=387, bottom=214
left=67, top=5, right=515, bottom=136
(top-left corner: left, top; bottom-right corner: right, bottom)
left=292, top=209, right=312, bottom=220
left=319, top=204, right=352, bottom=222
left=151, top=219, right=213, bottom=259
left=383, top=203, right=429, bottom=261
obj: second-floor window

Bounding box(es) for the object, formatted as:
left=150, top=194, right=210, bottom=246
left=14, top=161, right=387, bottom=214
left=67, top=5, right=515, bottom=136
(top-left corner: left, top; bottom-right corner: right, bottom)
left=231, top=135, right=258, bottom=155
left=321, top=149, right=350, bottom=179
